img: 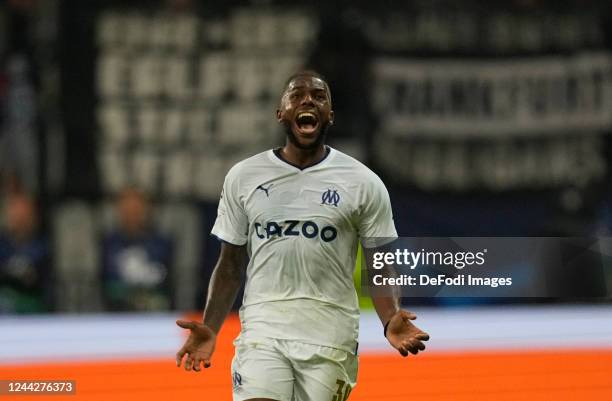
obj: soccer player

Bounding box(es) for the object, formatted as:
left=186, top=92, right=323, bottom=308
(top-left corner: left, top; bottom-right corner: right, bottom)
left=176, top=71, right=429, bottom=401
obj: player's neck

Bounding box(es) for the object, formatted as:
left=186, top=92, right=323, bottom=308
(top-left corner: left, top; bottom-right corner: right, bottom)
left=280, top=143, right=328, bottom=169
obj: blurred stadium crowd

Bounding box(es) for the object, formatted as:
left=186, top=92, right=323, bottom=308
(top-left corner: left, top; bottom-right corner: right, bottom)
left=1, top=0, right=611, bottom=313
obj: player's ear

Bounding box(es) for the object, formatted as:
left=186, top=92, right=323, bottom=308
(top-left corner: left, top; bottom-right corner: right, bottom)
left=276, top=108, right=283, bottom=122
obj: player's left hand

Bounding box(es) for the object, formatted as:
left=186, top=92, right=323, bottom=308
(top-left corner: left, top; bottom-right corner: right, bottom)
left=175, top=320, right=217, bottom=372
left=385, top=310, right=430, bottom=357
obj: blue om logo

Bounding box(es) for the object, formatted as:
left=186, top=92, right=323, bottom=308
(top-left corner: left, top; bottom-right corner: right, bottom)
left=232, top=371, right=242, bottom=388
left=321, top=189, right=340, bottom=207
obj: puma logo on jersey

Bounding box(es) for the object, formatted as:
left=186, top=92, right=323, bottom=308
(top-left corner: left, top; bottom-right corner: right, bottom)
left=321, top=189, right=340, bottom=206
left=254, top=220, right=338, bottom=242
left=256, top=184, right=272, bottom=197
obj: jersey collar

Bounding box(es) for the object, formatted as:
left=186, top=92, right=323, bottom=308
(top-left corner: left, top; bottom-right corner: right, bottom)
left=269, top=146, right=335, bottom=171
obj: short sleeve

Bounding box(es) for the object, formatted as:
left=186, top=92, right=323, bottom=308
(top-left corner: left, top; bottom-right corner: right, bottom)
left=210, top=167, right=248, bottom=246
left=358, top=175, right=398, bottom=248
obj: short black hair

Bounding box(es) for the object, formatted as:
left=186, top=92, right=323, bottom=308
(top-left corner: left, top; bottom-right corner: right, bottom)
left=282, top=70, right=332, bottom=105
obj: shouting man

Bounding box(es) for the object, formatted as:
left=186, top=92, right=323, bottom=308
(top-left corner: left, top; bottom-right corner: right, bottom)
left=176, top=71, right=429, bottom=401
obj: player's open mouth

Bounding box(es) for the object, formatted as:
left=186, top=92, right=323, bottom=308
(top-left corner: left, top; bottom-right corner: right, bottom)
left=295, top=111, right=319, bottom=135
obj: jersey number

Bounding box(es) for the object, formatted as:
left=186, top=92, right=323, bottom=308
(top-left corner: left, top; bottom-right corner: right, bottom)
left=331, top=379, right=352, bottom=401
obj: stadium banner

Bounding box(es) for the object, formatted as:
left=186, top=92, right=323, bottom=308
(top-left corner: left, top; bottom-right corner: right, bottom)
left=361, top=237, right=610, bottom=298
left=372, top=134, right=607, bottom=190
left=373, top=53, right=612, bottom=137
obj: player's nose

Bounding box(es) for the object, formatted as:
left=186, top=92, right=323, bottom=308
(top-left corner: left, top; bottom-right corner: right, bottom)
left=300, top=93, right=315, bottom=106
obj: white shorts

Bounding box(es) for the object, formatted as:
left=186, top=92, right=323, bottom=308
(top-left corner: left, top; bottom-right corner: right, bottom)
left=231, top=337, right=358, bottom=401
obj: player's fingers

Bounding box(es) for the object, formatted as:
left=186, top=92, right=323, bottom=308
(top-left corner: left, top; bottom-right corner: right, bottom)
left=401, top=311, right=417, bottom=322
left=198, top=351, right=213, bottom=368
left=405, top=339, right=424, bottom=354
left=416, top=332, right=430, bottom=341
left=175, top=348, right=186, bottom=367
left=400, top=340, right=413, bottom=355
left=193, top=356, right=202, bottom=372
left=402, top=338, right=416, bottom=350
left=176, top=320, right=195, bottom=330
left=412, top=337, right=426, bottom=350
left=184, top=355, right=193, bottom=371
left=194, top=352, right=213, bottom=370
left=398, top=346, right=409, bottom=357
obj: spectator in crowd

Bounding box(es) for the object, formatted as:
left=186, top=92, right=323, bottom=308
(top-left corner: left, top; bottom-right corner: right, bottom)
left=0, top=193, right=49, bottom=313
left=102, top=188, right=174, bottom=311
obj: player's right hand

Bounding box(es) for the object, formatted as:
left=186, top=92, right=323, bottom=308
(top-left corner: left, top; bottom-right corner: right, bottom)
left=175, top=320, right=217, bottom=372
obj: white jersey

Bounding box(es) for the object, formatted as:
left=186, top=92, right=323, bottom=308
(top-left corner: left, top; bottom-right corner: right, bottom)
left=211, top=147, right=397, bottom=353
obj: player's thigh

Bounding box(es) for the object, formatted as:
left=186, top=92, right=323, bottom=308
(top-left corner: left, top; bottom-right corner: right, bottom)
left=289, top=343, right=358, bottom=401
left=232, top=340, right=294, bottom=401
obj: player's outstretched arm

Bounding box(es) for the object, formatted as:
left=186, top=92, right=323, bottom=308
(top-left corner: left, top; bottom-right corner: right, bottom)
left=176, top=242, right=247, bottom=372
left=365, top=247, right=430, bottom=357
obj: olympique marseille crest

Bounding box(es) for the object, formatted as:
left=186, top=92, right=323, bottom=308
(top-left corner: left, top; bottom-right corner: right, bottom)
left=232, top=371, right=242, bottom=388
left=321, top=189, right=340, bottom=207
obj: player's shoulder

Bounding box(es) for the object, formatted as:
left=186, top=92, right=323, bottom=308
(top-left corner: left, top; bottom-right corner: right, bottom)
left=330, top=147, right=386, bottom=186
left=224, top=150, right=272, bottom=180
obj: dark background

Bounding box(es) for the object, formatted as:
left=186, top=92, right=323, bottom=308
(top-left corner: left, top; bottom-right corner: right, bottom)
left=1, top=0, right=611, bottom=312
